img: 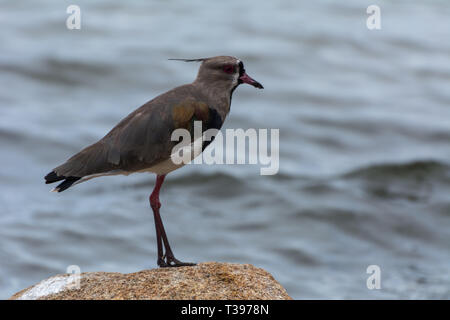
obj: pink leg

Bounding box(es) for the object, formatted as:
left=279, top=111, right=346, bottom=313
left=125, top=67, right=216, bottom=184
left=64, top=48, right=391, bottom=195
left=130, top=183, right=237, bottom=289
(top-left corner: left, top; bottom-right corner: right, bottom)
left=149, top=174, right=195, bottom=267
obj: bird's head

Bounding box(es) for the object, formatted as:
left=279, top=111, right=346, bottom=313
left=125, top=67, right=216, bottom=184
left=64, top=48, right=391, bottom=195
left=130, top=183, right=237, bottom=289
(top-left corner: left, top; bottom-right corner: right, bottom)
left=170, top=56, right=263, bottom=92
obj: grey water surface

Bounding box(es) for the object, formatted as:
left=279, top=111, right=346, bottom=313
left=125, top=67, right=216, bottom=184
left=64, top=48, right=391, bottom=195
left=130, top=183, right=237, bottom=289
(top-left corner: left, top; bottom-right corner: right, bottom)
left=1, top=0, right=449, bottom=299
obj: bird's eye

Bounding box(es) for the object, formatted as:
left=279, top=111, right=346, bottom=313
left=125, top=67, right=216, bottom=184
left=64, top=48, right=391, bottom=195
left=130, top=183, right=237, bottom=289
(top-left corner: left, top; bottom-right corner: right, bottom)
left=223, top=65, right=235, bottom=74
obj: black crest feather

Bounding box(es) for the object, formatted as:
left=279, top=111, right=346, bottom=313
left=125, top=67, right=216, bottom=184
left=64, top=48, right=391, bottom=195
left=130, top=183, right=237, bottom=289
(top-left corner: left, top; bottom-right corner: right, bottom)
left=168, top=58, right=206, bottom=62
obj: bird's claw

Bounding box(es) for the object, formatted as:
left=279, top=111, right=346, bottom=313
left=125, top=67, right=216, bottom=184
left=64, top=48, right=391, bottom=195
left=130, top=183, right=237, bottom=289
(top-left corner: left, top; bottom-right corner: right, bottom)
left=158, top=254, right=196, bottom=268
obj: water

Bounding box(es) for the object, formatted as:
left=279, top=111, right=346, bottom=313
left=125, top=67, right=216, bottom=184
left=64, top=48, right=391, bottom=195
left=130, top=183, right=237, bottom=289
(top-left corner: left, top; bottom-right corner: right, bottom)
left=1, top=0, right=450, bottom=299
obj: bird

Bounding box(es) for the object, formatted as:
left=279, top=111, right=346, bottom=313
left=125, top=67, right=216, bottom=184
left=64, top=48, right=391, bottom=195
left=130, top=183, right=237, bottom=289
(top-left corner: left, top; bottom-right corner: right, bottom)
left=44, top=56, right=264, bottom=267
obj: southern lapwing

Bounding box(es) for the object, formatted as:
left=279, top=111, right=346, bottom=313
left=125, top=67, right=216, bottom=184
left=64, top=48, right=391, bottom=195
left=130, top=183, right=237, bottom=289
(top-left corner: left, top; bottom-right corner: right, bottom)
left=45, top=56, right=263, bottom=267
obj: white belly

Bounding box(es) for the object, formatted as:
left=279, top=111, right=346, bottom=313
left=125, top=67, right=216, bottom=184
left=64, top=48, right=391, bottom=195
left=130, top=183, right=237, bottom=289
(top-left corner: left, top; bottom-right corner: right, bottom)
left=144, top=136, right=204, bottom=175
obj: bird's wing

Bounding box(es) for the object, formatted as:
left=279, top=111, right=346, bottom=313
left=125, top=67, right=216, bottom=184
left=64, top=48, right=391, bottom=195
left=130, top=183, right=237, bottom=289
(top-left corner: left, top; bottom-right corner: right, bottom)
left=48, top=85, right=224, bottom=181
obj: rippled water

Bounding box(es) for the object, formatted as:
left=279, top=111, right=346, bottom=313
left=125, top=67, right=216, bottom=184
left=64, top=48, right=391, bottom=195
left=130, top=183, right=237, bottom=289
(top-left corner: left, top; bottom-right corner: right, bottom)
left=1, top=0, right=450, bottom=299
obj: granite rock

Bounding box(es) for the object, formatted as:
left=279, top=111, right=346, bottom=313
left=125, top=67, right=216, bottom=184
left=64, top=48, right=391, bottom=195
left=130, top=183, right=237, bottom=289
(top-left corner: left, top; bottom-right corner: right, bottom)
left=10, top=262, right=292, bottom=300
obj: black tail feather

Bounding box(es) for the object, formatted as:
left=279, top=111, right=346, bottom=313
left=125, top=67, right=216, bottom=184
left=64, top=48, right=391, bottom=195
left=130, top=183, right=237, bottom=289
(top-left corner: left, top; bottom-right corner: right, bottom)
left=54, top=177, right=81, bottom=192
left=45, top=171, right=65, bottom=184
left=45, top=171, right=81, bottom=192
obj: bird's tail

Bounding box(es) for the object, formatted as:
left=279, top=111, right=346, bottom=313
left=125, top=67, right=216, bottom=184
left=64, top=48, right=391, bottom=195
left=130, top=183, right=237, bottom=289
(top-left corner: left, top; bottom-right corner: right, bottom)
left=45, top=171, right=81, bottom=192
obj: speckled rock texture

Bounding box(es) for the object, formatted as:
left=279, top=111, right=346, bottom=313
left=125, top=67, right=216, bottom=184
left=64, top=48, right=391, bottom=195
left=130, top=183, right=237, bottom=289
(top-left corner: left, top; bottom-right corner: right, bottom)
left=10, top=262, right=292, bottom=300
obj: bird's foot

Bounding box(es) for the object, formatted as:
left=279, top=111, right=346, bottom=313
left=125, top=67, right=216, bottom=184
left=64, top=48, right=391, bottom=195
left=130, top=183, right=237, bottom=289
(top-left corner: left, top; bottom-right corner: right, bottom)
left=158, top=254, right=196, bottom=268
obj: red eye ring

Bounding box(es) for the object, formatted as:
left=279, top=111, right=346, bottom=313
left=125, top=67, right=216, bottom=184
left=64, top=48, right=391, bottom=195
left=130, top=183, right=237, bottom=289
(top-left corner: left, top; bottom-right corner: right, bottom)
left=223, top=65, right=234, bottom=74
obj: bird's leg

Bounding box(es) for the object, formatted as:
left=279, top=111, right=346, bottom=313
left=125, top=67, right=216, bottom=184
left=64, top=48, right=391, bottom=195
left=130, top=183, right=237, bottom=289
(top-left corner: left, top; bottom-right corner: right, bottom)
left=151, top=200, right=164, bottom=267
left=150, top=175, right=168, bottom=266
left=149, top=174, right=195, bottom=267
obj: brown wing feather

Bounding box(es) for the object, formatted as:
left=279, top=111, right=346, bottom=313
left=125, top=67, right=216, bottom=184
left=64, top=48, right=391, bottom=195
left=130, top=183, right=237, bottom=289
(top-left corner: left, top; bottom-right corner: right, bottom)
left=51, top=85, right=222, bottom=179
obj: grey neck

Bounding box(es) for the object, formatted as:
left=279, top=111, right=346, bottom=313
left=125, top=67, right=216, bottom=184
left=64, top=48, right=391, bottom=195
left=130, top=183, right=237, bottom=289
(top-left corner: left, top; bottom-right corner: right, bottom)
left=192, top=79, right=234, bottom=120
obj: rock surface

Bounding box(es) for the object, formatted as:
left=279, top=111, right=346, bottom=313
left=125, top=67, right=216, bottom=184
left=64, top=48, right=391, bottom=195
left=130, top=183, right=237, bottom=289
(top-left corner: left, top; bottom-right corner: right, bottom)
left=10, top=262, right=292, bottom=300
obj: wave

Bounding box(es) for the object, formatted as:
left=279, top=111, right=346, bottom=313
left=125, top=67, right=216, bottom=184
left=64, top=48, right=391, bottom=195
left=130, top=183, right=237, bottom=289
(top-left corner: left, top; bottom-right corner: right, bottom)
left=0, top=57, right=114, bottom=86
left=342, top=160, right=450, bottom=181
left=339, top=160, right=450, bottom=202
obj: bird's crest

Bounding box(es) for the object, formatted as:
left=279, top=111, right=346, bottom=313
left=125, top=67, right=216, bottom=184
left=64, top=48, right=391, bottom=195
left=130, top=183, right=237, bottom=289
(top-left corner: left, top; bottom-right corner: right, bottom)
left=168, top=58, right=206, bottom=62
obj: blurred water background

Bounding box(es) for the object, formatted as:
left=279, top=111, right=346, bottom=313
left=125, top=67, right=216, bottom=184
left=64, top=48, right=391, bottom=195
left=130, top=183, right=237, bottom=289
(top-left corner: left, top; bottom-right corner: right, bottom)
left=1, top=0, right=449, bottom=299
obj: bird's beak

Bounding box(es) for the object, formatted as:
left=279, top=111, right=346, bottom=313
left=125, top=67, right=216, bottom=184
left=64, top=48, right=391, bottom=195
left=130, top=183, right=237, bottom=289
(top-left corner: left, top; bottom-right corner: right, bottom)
left=239, top=72, right=264, bottom=89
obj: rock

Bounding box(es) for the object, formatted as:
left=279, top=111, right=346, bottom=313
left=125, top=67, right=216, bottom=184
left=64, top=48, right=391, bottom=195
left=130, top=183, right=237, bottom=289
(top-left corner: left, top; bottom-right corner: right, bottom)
left=10, top=262, right=291, bottom=300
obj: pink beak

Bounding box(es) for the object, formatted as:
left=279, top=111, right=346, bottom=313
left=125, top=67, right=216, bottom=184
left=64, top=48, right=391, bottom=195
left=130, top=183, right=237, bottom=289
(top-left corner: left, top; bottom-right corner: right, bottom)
left=239, top=72, right=264, bottom=89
